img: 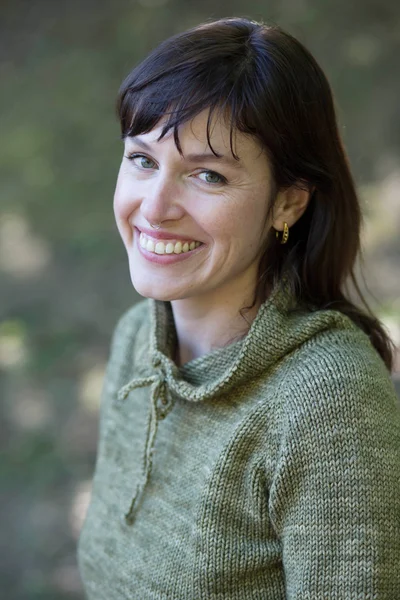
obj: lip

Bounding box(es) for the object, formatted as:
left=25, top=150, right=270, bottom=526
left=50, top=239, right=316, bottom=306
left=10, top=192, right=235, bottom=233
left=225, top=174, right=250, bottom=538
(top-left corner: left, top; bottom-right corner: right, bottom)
left=134, top=227, right=204, bottom=265
left=135, top=225, right=199, bottom=242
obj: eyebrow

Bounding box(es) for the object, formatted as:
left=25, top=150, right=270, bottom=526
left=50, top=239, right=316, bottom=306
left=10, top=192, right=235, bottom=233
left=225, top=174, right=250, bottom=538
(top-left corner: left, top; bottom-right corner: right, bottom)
left=127, top=136, right=243, bottom=169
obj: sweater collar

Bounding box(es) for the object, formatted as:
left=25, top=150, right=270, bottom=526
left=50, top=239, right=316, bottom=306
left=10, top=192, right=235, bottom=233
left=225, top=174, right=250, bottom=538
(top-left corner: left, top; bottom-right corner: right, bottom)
left=117, top=278, right=354, bottom=526
left=146, top=276, right=350, bottom=402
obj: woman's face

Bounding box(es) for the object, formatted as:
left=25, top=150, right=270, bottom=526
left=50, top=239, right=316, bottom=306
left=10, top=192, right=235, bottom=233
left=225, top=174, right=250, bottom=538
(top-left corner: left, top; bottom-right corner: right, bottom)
left=113, top=109, right=275, bottom=304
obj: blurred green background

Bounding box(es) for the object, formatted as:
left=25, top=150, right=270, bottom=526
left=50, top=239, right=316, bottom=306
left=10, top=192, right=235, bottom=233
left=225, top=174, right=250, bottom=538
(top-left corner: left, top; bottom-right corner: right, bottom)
left=1, top=0, right=399, bottom=598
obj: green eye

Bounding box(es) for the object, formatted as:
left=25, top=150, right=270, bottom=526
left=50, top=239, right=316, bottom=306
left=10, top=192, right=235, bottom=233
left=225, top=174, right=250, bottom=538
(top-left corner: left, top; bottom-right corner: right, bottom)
left=125, top=153, right=157, bottom=169
left=139, top=156, right=155, bottom=169
left=199, top=170, right=224, bottom=184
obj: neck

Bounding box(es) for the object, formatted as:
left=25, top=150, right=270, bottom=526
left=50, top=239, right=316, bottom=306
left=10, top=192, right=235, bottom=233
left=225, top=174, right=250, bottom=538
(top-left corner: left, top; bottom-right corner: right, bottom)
left=170, top=282, right=261, bottom=367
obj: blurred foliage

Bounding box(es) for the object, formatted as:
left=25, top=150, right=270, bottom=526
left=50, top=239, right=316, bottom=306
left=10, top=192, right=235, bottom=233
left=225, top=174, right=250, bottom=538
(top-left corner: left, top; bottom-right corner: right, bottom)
left=1, top=0, right=399, bottom=598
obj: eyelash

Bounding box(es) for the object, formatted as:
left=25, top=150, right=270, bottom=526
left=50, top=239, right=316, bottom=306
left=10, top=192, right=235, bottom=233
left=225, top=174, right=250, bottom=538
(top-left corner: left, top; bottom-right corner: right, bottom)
left=124, top=152, right=227, bottom=185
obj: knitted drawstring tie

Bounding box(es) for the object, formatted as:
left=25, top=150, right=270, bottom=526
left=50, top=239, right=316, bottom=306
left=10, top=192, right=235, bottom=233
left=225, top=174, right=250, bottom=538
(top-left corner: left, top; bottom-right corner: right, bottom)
left=117, top=374, right=173, bottom=525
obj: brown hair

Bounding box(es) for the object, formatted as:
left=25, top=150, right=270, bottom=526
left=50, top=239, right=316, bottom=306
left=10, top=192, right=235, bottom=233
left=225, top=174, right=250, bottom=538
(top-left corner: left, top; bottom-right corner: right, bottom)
left=116, top=17, right=395, bottom=371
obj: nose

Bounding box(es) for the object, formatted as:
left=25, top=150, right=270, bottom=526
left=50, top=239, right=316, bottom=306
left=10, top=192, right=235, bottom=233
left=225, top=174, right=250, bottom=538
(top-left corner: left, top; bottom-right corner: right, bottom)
left=140, top=174, right=185, bottom=226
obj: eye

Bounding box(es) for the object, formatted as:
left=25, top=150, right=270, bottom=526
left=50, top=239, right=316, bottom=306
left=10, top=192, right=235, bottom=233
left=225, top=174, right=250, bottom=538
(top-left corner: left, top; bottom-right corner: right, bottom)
left=125, top=153, right=157, bottom=170
left=197, top=170, right=226, bottom=185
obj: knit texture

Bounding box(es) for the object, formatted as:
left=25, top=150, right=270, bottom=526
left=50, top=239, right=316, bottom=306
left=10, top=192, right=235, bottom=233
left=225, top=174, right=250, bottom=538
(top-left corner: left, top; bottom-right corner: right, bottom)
left=77, top=282, right=400, bottom=599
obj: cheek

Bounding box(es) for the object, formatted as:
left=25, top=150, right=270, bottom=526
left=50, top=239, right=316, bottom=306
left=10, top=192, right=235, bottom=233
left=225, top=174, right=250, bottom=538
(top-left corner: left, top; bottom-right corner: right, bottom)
left=211, top=199, right=267, bottom=258
left=210, top=201, right=253, bottom=239
left=202, top=196, right=242, bottom=232
left=113, top=174, right=124, bottom=215
left=113, top=181, right=136, bottom=244
left=113, top=176, right=138, bottom=222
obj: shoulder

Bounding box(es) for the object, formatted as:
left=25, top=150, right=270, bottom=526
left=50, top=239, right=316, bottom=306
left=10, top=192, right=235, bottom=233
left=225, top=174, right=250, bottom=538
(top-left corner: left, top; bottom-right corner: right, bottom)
left=98, top=298, right=152, bottom=398
left=269, top=316, right=400, bottom=520
left=281, top=314, right=399, bottom=431
left=113, top=298, right=150, bottom=339
left=107, top=298, right=151, bottom=367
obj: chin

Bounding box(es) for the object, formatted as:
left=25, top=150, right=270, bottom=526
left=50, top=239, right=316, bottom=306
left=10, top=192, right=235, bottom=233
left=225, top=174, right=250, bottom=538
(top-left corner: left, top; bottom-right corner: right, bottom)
left=129, top=274, right=181, bottom=302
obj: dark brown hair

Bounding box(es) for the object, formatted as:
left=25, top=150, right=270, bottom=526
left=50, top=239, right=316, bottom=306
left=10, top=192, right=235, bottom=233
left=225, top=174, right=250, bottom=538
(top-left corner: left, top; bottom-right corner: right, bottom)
left=116, top=17, right=395, bottom=371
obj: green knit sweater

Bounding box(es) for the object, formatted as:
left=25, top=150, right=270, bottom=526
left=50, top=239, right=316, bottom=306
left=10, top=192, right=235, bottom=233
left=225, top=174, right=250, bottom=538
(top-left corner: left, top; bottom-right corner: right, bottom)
left=77, top=282, right=400, bottom=599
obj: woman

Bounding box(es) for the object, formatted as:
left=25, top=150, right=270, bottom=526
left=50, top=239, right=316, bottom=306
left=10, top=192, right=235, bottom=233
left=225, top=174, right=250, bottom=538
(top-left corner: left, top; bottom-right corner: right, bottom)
left=77, top=17, right=400, bottom=598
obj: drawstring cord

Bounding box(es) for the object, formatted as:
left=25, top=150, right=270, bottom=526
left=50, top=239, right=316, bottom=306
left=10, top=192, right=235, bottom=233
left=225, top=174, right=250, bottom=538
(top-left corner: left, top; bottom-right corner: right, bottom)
left=117, top=374, right=172, bottom=525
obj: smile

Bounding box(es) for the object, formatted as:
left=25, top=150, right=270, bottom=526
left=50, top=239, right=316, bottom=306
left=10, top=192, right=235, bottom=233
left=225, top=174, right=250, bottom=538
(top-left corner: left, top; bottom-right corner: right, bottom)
left=139, top=232, right=202, bottom=255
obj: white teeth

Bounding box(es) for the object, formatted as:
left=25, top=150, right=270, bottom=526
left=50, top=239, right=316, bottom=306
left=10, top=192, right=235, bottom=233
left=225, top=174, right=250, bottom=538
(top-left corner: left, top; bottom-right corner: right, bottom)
left=139, top=232, right=201, bottom=255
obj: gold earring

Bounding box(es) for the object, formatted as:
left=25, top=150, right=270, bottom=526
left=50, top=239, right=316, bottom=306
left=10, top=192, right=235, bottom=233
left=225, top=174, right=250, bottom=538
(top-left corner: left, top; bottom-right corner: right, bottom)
left=275, top=222, right=289, bottom=244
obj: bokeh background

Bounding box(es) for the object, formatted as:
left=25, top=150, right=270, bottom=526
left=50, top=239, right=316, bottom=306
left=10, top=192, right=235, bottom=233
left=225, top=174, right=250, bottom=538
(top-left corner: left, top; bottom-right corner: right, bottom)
left=1, top=0, right=399, bottom=598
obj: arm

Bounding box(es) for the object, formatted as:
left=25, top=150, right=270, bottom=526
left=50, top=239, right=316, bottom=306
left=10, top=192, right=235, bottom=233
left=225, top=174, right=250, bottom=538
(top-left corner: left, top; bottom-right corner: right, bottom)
left=269, top=348, right=400, bottom=598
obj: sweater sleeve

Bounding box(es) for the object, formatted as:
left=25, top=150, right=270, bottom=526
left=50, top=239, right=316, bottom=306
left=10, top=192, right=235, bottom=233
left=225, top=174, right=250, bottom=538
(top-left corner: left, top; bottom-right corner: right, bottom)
left=268, top=343, right=400, bottom=599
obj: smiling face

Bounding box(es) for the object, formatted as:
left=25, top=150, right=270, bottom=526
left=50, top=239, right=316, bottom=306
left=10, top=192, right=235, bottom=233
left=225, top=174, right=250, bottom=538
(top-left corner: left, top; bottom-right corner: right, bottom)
left=113, top=109, right=276, bottom=307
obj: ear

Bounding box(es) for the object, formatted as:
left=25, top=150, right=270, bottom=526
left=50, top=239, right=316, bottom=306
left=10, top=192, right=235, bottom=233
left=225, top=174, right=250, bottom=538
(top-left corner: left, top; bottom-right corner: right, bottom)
left=272, top=183, right=314, bottom=231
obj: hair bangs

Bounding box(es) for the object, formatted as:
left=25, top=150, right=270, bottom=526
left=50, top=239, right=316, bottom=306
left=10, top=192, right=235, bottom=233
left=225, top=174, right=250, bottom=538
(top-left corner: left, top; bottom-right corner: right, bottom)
left=118, top=65, right=259, bottom=161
